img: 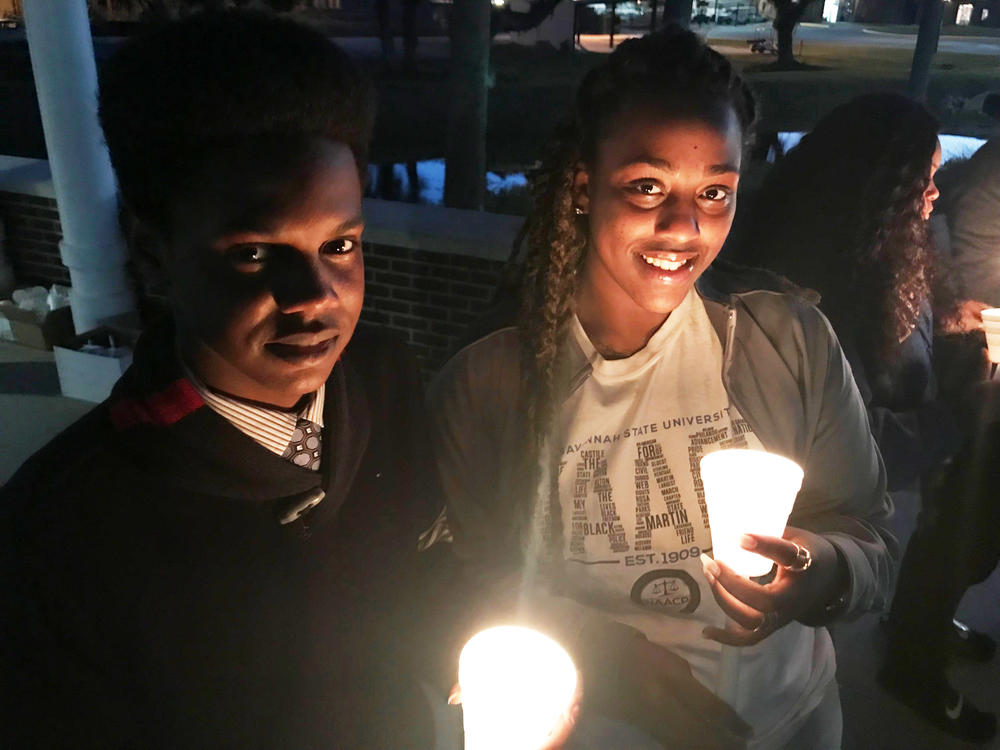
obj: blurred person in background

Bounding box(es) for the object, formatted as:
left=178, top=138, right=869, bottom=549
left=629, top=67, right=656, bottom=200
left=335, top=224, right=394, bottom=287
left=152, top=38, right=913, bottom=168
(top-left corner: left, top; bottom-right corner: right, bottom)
left=736, top=93, right=997, bottom=743
left=935, top=94, right=1000, bottom=310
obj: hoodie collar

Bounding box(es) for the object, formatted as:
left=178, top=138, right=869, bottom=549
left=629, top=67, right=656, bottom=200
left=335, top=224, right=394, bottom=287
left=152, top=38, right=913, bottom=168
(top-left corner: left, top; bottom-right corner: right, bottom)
left=696, top=258, right=820, bottom=305
left=555, top=260, right=819, bottom=402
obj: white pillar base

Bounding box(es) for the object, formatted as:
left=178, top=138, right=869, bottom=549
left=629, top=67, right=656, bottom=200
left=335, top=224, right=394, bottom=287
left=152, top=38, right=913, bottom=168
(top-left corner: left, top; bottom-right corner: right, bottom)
left=59, top=240, right=134, bottom=333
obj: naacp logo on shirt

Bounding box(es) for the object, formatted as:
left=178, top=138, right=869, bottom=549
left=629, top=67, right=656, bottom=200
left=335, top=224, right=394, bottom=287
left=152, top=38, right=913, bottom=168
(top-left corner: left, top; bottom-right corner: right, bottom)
left=630, top=569, right=701, bottom=615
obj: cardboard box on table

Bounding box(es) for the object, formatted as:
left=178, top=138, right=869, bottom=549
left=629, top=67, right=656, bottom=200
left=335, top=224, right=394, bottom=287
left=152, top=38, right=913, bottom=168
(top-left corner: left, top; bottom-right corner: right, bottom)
left=54, top=327, right=136, bottom=403
left=0, top=302, right=74, bottom=349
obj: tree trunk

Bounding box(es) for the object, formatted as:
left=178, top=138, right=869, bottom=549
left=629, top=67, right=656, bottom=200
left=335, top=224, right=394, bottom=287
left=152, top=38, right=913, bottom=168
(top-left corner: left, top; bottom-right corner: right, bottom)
left=906, top=0, right=944, bottom=101
left=610, top=0, right=617, bottom=49
left=772, top=0, right=817, bottom=66
left=444, top=0, right=490, bottom=210
left=774, top=16, right=796, bottom=65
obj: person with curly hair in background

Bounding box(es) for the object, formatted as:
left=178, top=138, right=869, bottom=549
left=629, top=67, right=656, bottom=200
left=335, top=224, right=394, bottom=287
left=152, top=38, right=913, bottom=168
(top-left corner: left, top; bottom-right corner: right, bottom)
left=735, top=93, right=997, bottom=743
left=430, top=28, right=896, bottom=749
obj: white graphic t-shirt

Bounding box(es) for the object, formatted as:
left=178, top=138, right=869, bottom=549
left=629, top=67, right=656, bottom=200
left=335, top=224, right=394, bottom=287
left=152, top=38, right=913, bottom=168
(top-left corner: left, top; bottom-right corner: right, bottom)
left=556, top=290, right=834, bottom=746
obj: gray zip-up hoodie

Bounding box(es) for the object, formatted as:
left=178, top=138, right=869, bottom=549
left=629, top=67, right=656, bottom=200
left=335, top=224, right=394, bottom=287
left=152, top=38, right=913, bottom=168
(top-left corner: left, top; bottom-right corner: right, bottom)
left=429, top=262, right=898, bottom=740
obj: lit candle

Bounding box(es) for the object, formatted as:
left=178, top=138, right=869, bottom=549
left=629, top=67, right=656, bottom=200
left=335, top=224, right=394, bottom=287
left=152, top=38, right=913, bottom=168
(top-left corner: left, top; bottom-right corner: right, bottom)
left=700, top=449, right=804, bottom=577
left=458, top=626, right=577, bottom=750
left=699, top=449, right=804, bottom=705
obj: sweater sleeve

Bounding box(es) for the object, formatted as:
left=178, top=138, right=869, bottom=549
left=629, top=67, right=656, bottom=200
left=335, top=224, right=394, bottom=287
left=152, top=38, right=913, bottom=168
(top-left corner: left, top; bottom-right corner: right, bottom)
left=427, top=331, right=515, bottom=570
left=1, top=427, right=138, bottom=747
left=837, top=314, right=962, bottom=492
left=865, top=398, right=961, bottom=491
left=788, top=306, right=900, bottom=623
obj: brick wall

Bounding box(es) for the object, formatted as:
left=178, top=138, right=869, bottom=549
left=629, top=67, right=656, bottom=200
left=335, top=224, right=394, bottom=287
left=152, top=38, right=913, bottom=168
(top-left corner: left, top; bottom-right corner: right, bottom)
left=0, top=190, right=69, bottom=286
left=0, top=189, right=508, bottom=376
left=362, top=243, right=505, bottom=374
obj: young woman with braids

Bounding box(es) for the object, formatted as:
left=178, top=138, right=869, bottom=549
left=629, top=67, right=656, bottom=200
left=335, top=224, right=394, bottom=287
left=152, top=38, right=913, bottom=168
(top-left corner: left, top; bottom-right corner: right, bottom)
left=735, top=94, right=997, bottom=743
left=430, top=29, right=895, bottom=749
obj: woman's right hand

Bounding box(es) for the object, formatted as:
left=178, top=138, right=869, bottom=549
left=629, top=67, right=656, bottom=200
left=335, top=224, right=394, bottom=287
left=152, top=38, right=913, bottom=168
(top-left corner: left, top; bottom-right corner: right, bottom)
left=610, top=637, right=752, bottom=749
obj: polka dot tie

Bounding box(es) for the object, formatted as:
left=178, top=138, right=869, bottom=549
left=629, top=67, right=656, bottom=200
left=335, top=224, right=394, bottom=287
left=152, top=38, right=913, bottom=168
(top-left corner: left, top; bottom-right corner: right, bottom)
left=282, top=417, right=323, bottom=471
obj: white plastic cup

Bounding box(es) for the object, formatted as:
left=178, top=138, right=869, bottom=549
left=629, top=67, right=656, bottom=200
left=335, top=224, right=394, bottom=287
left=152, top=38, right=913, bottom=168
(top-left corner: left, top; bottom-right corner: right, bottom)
left=458, top=626, right=577, bottom=750
left=699, top=449, right=805, bottom=577
left=981, top=308, right=1000, bottom=364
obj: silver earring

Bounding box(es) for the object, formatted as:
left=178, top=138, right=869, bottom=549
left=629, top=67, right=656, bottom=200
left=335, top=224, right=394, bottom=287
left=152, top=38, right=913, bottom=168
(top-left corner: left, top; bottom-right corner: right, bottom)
left=574, top=206, right=585, bottom=215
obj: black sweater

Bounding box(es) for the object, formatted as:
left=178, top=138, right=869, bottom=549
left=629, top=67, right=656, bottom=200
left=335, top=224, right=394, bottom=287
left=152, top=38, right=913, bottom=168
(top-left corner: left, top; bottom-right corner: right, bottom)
left=2, top=322, right=443, bottom=748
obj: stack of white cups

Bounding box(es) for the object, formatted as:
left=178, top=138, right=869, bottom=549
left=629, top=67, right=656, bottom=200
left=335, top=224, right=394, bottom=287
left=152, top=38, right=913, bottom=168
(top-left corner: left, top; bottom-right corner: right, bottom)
left=982, top=308, right=1000, bottom=366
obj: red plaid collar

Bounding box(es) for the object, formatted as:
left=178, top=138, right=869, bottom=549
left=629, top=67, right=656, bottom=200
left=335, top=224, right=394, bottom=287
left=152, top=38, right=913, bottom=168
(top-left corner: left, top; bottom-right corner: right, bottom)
left=109, top=377, right=204, bottom=431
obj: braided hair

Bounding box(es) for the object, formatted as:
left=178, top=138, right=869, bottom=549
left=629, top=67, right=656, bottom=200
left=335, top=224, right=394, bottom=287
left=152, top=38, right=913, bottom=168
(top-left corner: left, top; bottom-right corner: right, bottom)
left=510, top=27, right=756, bottom=560
left=738, top=93, right=938, bottom=366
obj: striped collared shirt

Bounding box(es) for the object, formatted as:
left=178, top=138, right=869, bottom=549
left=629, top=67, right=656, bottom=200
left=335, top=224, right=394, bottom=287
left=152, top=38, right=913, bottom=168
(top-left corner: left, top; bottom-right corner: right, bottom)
left=183, top=365, right=325, bottom=464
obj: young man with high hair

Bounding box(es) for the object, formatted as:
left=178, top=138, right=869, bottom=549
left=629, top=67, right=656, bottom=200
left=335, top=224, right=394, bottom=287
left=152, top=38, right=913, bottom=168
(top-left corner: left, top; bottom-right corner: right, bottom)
left=1, top=12, right=442, bottom=747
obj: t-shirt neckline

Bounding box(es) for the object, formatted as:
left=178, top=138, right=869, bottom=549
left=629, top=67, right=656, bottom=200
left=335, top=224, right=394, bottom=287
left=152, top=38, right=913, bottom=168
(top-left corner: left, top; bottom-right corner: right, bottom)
left=571, top=288, right=699, bottom=380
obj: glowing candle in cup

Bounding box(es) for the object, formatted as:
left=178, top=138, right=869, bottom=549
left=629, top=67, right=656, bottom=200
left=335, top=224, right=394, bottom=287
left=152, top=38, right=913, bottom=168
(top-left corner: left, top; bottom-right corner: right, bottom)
left=700, top=449, right=804, bottom=577
left=981, top=308, right=1000, bottom=365
left=700, top=449, right=805, bottom=703
left=458, top=626, right=577, bottom=750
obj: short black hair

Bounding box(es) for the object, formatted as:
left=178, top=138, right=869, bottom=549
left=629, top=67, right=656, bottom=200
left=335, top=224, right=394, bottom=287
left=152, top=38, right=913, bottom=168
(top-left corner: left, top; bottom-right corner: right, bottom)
left=99, top=11, right=375, bottom=234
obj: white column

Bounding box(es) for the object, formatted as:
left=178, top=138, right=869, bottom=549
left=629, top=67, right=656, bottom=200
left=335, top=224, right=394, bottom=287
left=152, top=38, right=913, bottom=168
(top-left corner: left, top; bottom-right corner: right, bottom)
left=23, top=0, right=136, bottom=333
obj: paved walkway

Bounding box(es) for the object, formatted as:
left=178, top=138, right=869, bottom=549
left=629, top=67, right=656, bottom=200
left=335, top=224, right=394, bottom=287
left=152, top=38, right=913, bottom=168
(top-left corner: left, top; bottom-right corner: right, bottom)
left=1, top=339, right=998, bottom=748
left=834, top=487, right=1000, bottom=749
left=0, top=341, right=90, bottom=482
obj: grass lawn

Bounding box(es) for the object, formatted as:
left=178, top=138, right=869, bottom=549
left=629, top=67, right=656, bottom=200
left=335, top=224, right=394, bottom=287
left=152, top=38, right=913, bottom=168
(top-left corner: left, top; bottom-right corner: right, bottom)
left=711, top=39, right=1000, bottom=133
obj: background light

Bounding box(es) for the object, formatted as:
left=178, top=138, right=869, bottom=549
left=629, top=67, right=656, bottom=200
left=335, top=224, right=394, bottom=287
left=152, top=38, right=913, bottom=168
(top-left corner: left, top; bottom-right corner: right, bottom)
left=981, top=308, right=1000, bottom=364
left=458, top=626, right=577, bottom=750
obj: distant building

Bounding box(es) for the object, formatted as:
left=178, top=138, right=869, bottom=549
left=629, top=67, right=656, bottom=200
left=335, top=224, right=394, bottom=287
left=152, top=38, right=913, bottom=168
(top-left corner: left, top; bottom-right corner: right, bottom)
left=949, top=0, right=999, bottom=26
left=856, top=0, right=1000, bottom=25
